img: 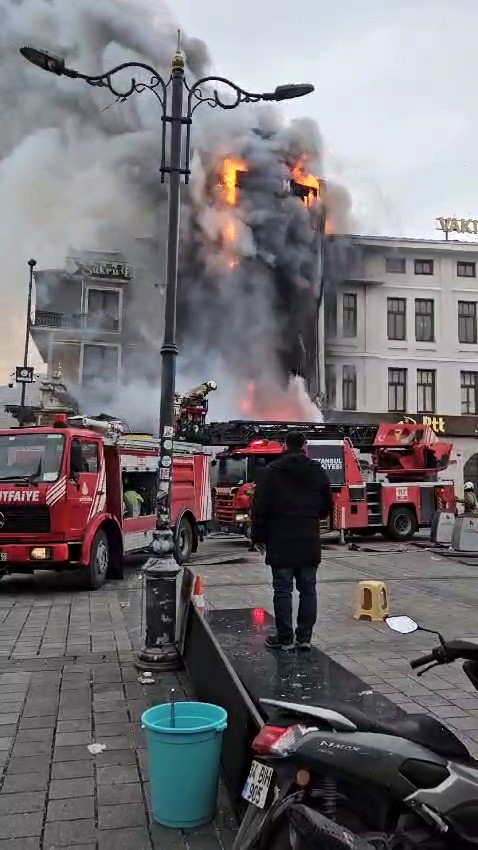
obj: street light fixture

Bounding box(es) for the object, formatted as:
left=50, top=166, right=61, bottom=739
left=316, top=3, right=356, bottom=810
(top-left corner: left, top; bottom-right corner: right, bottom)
left=21, top=36, right=314, bottom=671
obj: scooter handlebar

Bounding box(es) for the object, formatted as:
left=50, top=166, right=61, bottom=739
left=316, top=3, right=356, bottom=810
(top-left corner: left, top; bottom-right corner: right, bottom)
left=410, top=652, right=438, bottom=670
left=410, top=640, right=478, bottom=671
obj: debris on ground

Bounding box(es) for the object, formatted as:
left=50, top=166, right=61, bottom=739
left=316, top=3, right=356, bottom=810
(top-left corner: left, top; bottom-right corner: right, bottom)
left=87, top=742, right=107, bottom=755
left=138, top=671, right=155, bottom=684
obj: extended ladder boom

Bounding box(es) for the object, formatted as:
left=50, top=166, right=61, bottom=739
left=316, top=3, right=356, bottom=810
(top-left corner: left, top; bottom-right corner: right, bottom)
left=188, top=420, right=379, bottom=450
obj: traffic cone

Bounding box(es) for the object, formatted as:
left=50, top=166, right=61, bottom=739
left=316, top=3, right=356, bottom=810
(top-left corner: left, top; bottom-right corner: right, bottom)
left=192, top=575, right=205, bottom=614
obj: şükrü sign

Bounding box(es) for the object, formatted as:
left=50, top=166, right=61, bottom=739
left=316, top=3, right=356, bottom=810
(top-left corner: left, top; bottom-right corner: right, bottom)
left=72, top=259, right=133, bottom=280
left=436, top=217, right=478, bottom=236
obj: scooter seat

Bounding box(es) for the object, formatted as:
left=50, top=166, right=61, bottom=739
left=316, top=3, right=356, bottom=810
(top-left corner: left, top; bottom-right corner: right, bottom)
left=378, top=714, right=469, bottom=760
left=337, top=705, right=470, bottom=760
left=265, top=700, right=470, bottom=761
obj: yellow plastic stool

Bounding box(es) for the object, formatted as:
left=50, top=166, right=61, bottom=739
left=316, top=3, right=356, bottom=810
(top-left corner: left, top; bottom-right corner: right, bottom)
left=354, top=581, right=389, bottom=622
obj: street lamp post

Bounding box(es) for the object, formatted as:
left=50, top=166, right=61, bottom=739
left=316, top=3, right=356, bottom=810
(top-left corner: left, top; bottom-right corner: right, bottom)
left=20, top=38, right=314, bottom=670
left=20, top=259, right=37, bottom=411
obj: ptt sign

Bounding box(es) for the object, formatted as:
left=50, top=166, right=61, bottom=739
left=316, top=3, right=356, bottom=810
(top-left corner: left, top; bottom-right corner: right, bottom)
left=422, top=415, right=446, bottom=434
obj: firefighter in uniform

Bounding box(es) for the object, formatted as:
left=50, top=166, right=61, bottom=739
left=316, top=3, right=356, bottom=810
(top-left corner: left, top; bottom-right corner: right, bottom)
left=458, top=481, right=478, bottom=515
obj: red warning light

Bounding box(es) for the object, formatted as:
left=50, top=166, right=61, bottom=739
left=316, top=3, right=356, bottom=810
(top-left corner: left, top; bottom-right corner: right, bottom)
left=252, top=608, right=266, bottom=625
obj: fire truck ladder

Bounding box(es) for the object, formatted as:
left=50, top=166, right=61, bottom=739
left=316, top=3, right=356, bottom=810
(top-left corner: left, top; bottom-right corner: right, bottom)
left=195, top=420, right=379, bottom=450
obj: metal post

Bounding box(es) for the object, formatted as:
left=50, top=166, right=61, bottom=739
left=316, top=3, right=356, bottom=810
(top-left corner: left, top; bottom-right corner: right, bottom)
left=136, top=47, right=185, bottom=673
left=20, top=259, right=37, bottom=410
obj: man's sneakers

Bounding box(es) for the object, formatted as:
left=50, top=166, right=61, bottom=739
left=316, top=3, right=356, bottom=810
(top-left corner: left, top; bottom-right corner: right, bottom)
left=296, top=640, right=311, bottom=652
left=264, top=634, right=295, bottom=652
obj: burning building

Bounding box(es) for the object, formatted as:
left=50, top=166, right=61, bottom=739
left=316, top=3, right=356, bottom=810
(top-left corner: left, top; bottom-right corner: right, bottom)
left=177, top=120, right=329, bottom=421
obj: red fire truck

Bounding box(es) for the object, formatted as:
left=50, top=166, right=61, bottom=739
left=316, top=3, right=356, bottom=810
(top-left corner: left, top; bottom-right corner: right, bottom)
left=0, top=415, right=212, bottom=588
left=207, top=420, right=456, bottom=541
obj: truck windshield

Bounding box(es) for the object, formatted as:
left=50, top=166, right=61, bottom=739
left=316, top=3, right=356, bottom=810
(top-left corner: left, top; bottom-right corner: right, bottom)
left=307, top=444, right=345, bottom=486
left=0, top=433, right=65, bottom=483
left=217, top=456, right=248, bottom=486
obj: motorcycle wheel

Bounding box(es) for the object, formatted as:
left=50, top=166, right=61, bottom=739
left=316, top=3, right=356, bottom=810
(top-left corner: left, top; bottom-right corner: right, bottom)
left=233, top=804, right=269, bottom=849
left=233, top=803, right=294, bottom=850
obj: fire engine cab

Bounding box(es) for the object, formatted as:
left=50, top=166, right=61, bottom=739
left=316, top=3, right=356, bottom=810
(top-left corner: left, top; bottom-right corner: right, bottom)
left=0, top=415, right=212, bottom=588
left=205, top=419, right=456, bottom=541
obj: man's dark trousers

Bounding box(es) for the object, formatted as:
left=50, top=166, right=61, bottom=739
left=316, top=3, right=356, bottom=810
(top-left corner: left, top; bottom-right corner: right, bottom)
left=271, top=564, right=318, bottom=644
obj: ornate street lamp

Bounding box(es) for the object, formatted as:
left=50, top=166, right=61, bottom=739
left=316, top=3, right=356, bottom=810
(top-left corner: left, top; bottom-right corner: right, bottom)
left=21, top=37, right=314, bottom=670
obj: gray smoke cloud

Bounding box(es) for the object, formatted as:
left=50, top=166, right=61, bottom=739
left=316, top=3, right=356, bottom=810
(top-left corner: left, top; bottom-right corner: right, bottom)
left=0, top=0, right=207, bottom=378
left=0, top=0, right=354, bottom=427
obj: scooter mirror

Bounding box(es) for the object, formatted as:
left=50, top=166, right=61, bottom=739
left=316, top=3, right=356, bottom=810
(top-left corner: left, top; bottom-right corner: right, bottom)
left=385, top=615, right=418, bottom=634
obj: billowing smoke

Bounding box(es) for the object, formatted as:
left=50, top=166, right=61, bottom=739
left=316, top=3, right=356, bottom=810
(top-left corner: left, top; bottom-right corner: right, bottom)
left=0, top=0, right=208, bottom=379
left=0, top=0, right=354, bottom=428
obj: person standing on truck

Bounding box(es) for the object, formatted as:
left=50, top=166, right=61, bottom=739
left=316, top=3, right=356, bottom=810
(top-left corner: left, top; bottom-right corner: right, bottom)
left=251, top=430, right=332, bottom=652
left=458, top=481, right=478, bottom=514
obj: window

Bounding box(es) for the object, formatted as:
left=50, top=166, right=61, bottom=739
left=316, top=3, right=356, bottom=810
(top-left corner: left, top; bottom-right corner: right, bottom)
left=387, top=298, right=406, bottom=340
left=342, top=365, right=357, bottom=410
left=414, top=259, right=434, bottom=276
left=461, top=371, right=478, bottom=414
left=388, top=368, right=407, bottom=412
left=415, top=299, right=434, bottom=342
left=71, top=441, right=99, bottom=474
left=417, top=370, right=436, bottom=414
left=457, top=261, right=476, bottom=278
left=458, top=301, right=477, bottom=344
left=385, top=257, right=406, bottom=274
left=0, top=434, right=65, bottom=484
left=82, top=345, right=120, bottom=385
left=86, top=288, right=120, bottom=331
left=325, top=365, right=336, bottom=407
left=342, top=294, right=357, bottom=337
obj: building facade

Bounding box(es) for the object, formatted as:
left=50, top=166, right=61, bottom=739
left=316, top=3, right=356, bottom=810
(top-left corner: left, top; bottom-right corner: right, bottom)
left=324, top=235, right=478, bottom=491
left=31, top=242, right=163, bottom=392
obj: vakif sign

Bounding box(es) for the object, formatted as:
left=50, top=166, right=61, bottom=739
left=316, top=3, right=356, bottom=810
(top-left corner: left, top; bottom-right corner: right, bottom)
left=436, top=217, right=478, bottom=236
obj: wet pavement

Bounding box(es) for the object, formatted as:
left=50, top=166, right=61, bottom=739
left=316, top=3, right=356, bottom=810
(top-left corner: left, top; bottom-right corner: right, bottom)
left=0, top=533, right=477, bottom=847
left=0, top=555, right=237, bottom=850
left=208, top=608, right=403, bottom=723
left=198, top=534, right=478, bottom=756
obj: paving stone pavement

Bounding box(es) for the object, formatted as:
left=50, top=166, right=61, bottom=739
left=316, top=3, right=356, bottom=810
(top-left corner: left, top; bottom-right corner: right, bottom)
left=0, top=564, right=237, bottom=850
left=1, top=535, right=477, bottom=848
left=198, top=534, right=478, bottom=757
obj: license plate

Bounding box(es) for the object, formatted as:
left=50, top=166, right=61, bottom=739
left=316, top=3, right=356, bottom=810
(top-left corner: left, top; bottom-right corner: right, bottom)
left=0, top=553, right=6, bottom=562
left=242, top=759, right=274, bottom=809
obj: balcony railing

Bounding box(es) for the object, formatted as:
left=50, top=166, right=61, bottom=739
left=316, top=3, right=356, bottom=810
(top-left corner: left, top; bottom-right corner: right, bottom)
left=33, top=310, right=120, bottom=332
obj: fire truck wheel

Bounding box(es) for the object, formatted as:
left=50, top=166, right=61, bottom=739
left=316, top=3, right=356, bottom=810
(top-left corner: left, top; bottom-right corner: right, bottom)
left=85, top=530, right=109, bottom=590
left=175, top=516, right=194, bottom=565
left=386, top=507, right=416, bottom=541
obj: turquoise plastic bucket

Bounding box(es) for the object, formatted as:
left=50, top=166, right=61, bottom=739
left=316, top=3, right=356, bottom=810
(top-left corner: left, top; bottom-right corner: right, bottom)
left=142, top=701, right=228, bottom=829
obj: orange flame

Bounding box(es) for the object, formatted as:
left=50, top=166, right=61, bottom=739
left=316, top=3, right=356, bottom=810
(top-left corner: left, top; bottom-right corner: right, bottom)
left=291, top=156, right=322, bottom=207
left=220, top=158, right=248, bottom=268
left=239, top=380, right=318, bottom=422
left=223, top=158, right=248, bottom=206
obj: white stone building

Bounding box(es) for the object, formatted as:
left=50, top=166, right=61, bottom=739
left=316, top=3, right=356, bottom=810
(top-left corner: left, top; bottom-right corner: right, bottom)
left=324, top=235, right=478, bottom=492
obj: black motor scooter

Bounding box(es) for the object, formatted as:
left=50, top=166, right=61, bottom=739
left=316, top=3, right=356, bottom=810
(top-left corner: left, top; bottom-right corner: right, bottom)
left=234, top=615, right=478, bottom=849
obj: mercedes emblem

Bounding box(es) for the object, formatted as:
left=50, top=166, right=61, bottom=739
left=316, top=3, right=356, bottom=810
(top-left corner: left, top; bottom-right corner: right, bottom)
left=0, top=513, right=4, bottom=530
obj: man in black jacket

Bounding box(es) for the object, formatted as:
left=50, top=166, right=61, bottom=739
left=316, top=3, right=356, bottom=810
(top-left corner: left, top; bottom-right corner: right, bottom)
left=251, top=430, right=332, bottom=651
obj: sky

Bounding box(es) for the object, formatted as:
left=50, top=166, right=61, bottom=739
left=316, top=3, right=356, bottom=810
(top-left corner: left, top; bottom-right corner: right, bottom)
left=174, top=0, right=477, bottom=239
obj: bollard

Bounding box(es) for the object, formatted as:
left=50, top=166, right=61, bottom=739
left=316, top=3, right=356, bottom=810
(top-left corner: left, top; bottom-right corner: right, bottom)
left=136, top=556, right=182, bottom=672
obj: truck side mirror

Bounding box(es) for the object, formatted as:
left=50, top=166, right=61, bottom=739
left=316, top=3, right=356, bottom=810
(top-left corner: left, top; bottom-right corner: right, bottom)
left=69, top=441, right=83, bottom=481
